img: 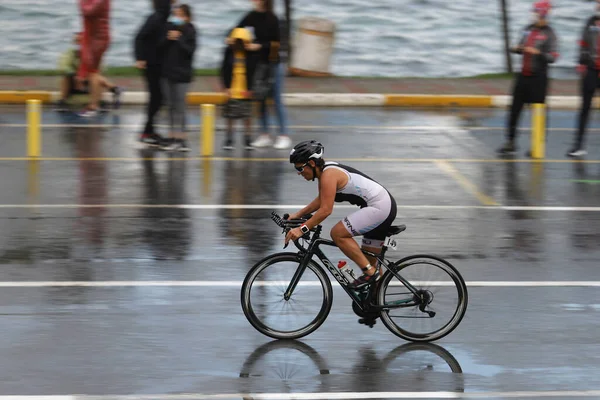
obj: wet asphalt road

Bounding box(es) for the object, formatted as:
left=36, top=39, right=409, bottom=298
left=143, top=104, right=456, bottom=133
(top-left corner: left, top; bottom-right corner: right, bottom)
left=0, top=105, right=600, bottom=398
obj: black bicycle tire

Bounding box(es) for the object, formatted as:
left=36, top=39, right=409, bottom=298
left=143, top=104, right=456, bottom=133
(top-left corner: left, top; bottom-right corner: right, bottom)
left=239, top=339, right=330, bottom=379
left=241, top=252, right=333, bottom=340
left=377, top=254, right=468, bottom=342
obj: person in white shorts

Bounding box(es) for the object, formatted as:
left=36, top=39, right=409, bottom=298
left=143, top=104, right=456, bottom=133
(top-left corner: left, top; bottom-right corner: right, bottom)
left=285, top=140, right=398, bottom=289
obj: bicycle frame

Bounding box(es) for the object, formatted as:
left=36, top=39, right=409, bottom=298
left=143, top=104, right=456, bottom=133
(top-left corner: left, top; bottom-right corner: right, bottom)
left=283, top=225, right=423, bottom=312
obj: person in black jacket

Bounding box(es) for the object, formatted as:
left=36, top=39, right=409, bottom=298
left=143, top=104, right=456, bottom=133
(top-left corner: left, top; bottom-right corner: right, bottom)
left=567, top=0, right=600, bottom=158
left=134, top=0, right=174, bottom=147
left=159, top=4, right=198, bottom=152
left=497, top=0, right=558, bottom=156
left=236, top=0, right=291, bottom=150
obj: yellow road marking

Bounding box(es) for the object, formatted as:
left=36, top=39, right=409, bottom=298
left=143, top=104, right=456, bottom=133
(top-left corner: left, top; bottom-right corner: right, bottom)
left=0, top=157, right=598, bottom=163
left=434, top=160, right=499, bottom=206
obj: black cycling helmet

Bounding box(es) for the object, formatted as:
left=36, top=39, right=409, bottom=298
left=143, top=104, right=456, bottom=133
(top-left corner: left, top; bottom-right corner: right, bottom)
left=289, top=140, right=324, bottom=164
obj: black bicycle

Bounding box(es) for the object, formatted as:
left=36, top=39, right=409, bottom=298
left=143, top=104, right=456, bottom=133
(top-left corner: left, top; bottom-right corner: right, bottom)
left=240, top=212, right=468, bottom=342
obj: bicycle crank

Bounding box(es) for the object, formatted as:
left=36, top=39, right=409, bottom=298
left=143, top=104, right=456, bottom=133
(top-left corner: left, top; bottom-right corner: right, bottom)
left=417, top=290, right=436, bottom=318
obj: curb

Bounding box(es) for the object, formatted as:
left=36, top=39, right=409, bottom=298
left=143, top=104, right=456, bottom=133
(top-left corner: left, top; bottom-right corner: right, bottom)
left=0, top=90, right=588, bottom=108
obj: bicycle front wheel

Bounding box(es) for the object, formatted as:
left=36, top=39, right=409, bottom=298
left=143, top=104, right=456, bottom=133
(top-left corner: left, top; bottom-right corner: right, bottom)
left=241, top=253, right=333, bottom=340
left=377, top=255, right=468, bottom=342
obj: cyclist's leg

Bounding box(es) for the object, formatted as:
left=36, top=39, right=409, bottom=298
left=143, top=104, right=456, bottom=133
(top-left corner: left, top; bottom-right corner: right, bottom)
left=331, top=206, right=390, bottom=286
left=361, top=238, right=384, bottom=269
left=331, top=221, right=371, bottom=272
left=361, top=195, right=397, bottom=269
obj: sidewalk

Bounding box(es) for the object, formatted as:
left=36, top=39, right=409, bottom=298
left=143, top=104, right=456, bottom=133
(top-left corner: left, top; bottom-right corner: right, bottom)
left=0, top=75, right=585, bottom=107
left=0, top=75, right=581, bottom=95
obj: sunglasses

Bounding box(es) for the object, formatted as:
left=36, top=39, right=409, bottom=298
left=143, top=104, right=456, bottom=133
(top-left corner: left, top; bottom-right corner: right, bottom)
left=295, top=162, right=309, bottom=172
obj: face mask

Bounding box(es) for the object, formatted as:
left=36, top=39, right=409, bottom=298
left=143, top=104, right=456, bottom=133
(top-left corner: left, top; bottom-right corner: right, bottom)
left=169, top=16, right=184, bottom=25
left=530, top=12, right=540, bottom=24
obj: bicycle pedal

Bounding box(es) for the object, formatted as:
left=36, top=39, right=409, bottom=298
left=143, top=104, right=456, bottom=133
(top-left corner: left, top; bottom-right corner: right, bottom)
left=358, top=318, right=377, bottom=328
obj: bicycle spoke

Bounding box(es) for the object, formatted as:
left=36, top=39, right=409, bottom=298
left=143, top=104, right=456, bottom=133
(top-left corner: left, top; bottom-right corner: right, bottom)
left=243, top=255, right=331, bottom=339
left=378, top=256, right=468, bottom=342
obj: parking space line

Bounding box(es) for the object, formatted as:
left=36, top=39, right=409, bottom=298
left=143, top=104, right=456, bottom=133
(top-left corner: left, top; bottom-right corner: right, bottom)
left=434, top=160, right=499, bottom=206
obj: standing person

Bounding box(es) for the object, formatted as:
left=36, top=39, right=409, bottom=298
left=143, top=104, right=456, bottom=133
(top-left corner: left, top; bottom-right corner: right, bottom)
left=567, top=0, right=600, bottom=158
left=244, top=0, right=291, bottom=150
left=220, top=27, right=258, bottom=150
left=77, top=0, right=111, bottom=118
left=229, top=0, right=291, bottom=147
left=159, top=4, right=198, bottom=152
left=497, top=0, right=558, bottom=156
left=134, top=0, right=175, bottom=147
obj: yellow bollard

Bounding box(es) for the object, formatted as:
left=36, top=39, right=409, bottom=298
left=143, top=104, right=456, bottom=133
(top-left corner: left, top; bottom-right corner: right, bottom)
left=201, top=104, right=215, bottom=157
left=531, top=103, right=546, bottom=159
left=27, top=99, right=42, bottom=157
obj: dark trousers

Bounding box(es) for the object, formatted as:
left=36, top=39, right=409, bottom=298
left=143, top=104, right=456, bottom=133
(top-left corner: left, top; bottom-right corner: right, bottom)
left=574, top=68, right=600, bottom=148
left=507, top=73, right=548, bottom=141
left=143, top=65, right=163, bottom=135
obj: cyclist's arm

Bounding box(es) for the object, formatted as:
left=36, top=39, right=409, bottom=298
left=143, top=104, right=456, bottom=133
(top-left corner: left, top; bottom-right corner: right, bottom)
left=290, top=196, right=320, bottom=220
left=303, top=169, right=337, bottom=230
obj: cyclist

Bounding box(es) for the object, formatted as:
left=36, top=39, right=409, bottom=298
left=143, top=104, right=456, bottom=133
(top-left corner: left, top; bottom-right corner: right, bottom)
left=285, top=140, right=398, bottom=289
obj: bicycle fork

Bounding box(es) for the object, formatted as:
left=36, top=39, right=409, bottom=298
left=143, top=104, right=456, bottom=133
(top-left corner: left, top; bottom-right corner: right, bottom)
left=283, top=253, right=311, bottom=301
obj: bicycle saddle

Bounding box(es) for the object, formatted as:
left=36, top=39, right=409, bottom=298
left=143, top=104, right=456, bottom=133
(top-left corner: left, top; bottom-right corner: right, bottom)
left=387, top=225, right=407, bottom=236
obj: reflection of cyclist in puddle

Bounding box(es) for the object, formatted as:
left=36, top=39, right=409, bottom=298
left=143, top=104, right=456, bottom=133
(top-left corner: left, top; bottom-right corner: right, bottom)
left=285, top=140, right=397, bottom=289
left=239, top=340, right=464, bottom=395
left=351, top=344, right=464, bottom=393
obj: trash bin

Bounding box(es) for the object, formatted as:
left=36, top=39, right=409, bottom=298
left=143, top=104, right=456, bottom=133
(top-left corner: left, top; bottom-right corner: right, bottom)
left=289, top=17, right=335, bottom=77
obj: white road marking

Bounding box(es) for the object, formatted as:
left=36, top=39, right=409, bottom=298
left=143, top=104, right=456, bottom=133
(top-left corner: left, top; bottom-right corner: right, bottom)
left=3, top=390, right=600, bottom=399
left=0, top=281, right=598, bottom=288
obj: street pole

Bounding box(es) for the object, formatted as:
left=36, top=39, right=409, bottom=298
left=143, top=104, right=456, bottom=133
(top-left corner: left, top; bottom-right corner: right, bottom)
left=284, top=0, right=292, bottom=68
left=501, top=0, right=513, bottom=74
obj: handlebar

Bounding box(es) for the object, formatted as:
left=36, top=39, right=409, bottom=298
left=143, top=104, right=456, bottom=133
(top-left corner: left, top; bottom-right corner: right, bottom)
left=270, top=211, right=314, bottom=229
left=271, top=211, right=319, bottom=250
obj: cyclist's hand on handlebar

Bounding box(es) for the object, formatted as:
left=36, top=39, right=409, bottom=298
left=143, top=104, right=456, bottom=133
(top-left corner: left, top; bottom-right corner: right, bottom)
left=284, top=227, right=303, bottom=246
left=286, top=212, right=299, bottom=221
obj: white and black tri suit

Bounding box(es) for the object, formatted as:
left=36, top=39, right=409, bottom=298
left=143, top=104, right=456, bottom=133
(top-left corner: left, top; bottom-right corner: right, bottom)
left=323, top=162, right=397, bottom=245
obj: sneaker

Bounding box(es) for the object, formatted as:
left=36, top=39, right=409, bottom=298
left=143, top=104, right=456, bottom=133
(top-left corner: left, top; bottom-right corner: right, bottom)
left=159, top=138, right=176, bottom=150
left=78, top=108, right=99, bottom=118
left=139, top=133, right=163, bottom=147
left=566, top=147, right=587, bottom=157
left=245, top=137, right=254, bottom=150
left=179, top=140, right=190, bottom=152
left=497, top=141, right=517, bottom=156
left=162, top=139, right=190, bottom=152
left=222, top=138, right=234, bottom=151
left=273, top=135, right=292, bottom=150
left=54, top=100, right=69, bottom=113
left=251, top=135, right=273, bottom=148
left=348, top=268, right=380, bottom=289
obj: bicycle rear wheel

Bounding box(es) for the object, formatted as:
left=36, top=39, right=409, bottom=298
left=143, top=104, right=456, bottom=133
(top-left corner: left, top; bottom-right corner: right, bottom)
left=377, top=255, right=468, bottom=342
left=241, top=253, right=333, bottom=340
